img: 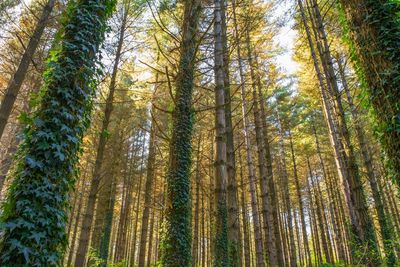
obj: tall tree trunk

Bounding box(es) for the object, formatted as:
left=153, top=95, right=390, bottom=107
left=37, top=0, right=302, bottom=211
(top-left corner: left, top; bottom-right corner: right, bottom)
left=307, top=169, right=322, bottom=265
left=0, top=0, right=55, bottom=139
left=288, top=130, right=312, bottom=266
left=201, top=182, right=206, bottom=267
left=129, top=135, right=146, bottom=266
left=339, top=0, right=400, bottom=184
left=160, top=0, right=201, bottom=265
left=338, top=57, right=396, bottom=266
left=66, top=173, right=87, bottom=267
left=192, top=138, right=201, bottom=267
left=299, top=1, right=379, bottom=264
left=208, top=131, right=215, bottom=267
left=98, top=173, right=117, bottom=265
left=247, top=40, right=277, bottom=267
left=138, top=121, right=157, bottom=267
left=277, top=118, right=297, bottom=267
left=75, top=9, right=126, bottom=265
left=114, top=141, right=137, bottom=263
left=256, top=70, right=284, bottom=267
left=308, top=160, right=332, bottom=264
left=0, top=0, right=115, bottom=264
left=326, top=166, right=348, bottom=264
left=309, top=3, right=380, bottom=264
left=238, top=149, right=251, bottom=267
left=231, top=2, right=264, bottom=265
left=312, top=124, right=347, bottom=263
left=213, top=0, right=230, bottom=264
left=0, top=129, right=19, bottom=197
left=220, top=0, right=241, bottom=263
left=146, top=207, right=156, bottom=267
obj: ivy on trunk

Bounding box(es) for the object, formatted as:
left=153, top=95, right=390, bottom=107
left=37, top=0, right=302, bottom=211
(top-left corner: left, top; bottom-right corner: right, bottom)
left=0, top=0, right=115, bottom=265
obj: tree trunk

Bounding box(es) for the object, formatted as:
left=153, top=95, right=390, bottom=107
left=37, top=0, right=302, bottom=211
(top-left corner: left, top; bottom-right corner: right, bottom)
left=230, top=2, right=264, bottom=266
left=66, top=173, right=87, bottom=267
left=299, top=1, right=379, bottom=264
left=238, top=149, right=251, bottom=267
left=0, top=130, right=19, bottom=197
left=277, top=118, right=297, bottom=267
left=138, top=121, right=157, bottom=267
left=309, top=161, right=332, bottom=264
left=308, top=3, right=380, bottom=264
left=338, top=57, right=396, bottom=266
left=339, top=0, right=400, bottom=184
left=114, top=141, right=137, bottom=262
left=247, top=39, right=277, bottom=267
left=220, top=0, right=241, bottom=263
left=0, top=0, right=115, bottom=264
left=129, top=135, right=146, bottom=265
left=160, top=0, right=201, bottom=265
left=146, top=208, right=156, bottom=267
left=288, top=130, right=312, bottom=266
left=256, top=69, right=284, bottom=267
left=312, top=124, right=347, bottom=263
left=192, top=138, right=201, bottom=267
left=213, top=0, right=230, bottom=264
left=0, top=0, right=55, bottom=139
left=98, top=173, right=117, bottom=265
left=74, top=9, right=126, bottom=265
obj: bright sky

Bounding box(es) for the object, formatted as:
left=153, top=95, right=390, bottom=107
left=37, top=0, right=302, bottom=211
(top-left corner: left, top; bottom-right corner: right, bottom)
left=273, top=1, right=300, bottom=76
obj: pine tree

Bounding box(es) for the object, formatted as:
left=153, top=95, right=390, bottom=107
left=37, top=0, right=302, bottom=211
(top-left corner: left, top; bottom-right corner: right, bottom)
left=0, top=0, right=56, bottom=139
left=160, top=0, right=202, bottom=265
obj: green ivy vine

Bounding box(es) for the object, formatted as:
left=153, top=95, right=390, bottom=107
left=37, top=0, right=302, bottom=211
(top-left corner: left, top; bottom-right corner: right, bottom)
left=0, top=0, right=115, bottom=265
left=339, top=0, right=400, bottom=185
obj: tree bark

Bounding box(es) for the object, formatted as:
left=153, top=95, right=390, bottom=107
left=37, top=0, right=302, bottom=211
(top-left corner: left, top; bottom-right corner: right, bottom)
left=247, top=41, right=277, bottom=267
left=213, top=0, right=230, bottom=264
left=138, top=121, right=157, bottom=267
left=277, top=118, right=297, bottom=267
left=220, top=0, right=241, bottom=263
left=238, top=149, right=251, bottom=267
left=160, top=0, right=201, bottom=265
left=192, top=138, right=201, bottom=267
left=338, top=57, right=396, bottom=266
left=339, top=0, right=400, bottom=184
left=288, top=130, right=312, bottom=266
left=256, top=69, right=284, bottom=267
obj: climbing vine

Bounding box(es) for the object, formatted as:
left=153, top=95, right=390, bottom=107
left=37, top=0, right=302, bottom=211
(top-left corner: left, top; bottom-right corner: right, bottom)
left=338, top=0, right=400, bottom=185
left=0, top=0, right=115, bottom=265
left=214, top=201, right=229, bottom=267
left=160, top=0, right=202, bottom=266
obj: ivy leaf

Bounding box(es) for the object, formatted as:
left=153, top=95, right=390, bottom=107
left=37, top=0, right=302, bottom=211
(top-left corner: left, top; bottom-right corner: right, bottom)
left=54, top=151, right=65, bottom=161
left=21, top=246, right=31, bottom=262
left=30, top=232, right=45, bottom=245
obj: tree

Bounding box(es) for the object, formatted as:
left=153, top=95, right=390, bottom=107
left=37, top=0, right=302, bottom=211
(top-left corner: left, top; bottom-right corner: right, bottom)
left=212, top=0, right=230, bottom=265
left=74, top=3, right=128, bottom=264
left=0, top=0, right=56, bottom=139
left=0, top=0, right=116, bottom=264
left=339, top=0, right=400, bottom=185
left=160, top=0, right=202, bottom=265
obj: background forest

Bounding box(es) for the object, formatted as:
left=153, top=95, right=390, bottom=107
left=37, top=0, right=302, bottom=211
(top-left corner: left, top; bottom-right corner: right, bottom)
left=0, top=0, right=399, bottom=266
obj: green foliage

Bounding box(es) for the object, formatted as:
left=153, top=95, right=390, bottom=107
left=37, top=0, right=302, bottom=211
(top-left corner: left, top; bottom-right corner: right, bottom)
left=159, top=0, right=202, bottom=266
left=88, top=247, right=105, bottom=267
left=213, top=201, right=229, bottom=267
left=338, top=0, right=400, bottom=185
left=0, top=0, right=116, bottom=265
